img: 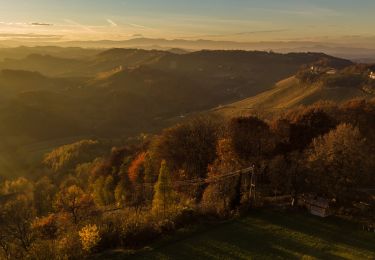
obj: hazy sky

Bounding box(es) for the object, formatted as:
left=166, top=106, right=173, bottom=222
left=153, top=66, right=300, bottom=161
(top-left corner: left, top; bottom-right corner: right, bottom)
left=0, top=0, right=374, bottom=42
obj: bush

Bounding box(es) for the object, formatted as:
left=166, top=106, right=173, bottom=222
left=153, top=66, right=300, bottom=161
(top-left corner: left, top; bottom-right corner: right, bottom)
left=27, top=240, right=57, bottom=260
left=32, top=214, right=59, bottom=240
left=79, top=224, right=101, bottom=253
left=155, top=219, right=175, bottom=233
left=173, top=207, right=199, bottom=228
left=98, top=210, right=160, bottom=250
left=57, top=231, right=83, bottom=259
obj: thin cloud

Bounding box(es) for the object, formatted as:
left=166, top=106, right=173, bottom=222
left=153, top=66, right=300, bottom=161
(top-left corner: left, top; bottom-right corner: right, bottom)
left=183, top=29, right=290, bottom=39
left=30, top=22, right=53, bottom=26
left=0, top=21, right=53, bottom=27
left=64, top=19, right=94, bottom=32
left=251, top=6, right=341, bottom=17
left=0, top=21, right=28, bottom=26
left=0, top=33, right=59, bottom=38
left=0, top=33, right=62, bottom=41
left=129, top=23, right=151, bottom=30
left=107, top=19, right=118, bottom=27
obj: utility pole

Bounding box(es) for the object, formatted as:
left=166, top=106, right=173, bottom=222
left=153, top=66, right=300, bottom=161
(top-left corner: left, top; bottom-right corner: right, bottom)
left=249, top=164, right=256, bottom=204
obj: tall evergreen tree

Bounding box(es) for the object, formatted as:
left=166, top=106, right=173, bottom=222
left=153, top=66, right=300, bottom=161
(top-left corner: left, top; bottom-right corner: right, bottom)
left=143, top=153, right=156, bottom=204
left=152, top=160, right=174, bottom=216
left=92, top=176, right=105, bottom=206
left=114, top=175, right=132, bottom=207
left=103, top=175, right=115, bottom=205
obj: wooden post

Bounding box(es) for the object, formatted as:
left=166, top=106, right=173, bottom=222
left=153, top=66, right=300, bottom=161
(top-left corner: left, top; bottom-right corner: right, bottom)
left=249, top=164, right=256, bottom=204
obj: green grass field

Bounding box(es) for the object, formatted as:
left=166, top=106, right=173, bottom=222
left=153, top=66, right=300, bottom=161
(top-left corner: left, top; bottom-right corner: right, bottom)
left=104, top=210, right=375, bottom=260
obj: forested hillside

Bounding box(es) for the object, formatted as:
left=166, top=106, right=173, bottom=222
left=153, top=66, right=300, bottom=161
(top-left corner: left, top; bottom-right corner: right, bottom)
left=1, top=98, right=374, bottom=259
left=0, top=48, right=353, bottom=177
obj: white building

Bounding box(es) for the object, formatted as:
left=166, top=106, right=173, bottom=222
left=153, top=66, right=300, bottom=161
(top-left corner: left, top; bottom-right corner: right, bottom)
left=326, top=69, right=337, bottom=75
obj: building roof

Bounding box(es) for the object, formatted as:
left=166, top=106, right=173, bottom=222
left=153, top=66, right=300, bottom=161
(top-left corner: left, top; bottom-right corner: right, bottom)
left=306, top=197, right=331, bottom=209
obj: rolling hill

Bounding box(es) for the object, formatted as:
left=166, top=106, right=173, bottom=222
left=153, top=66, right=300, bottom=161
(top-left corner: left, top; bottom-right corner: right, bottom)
left=0, top=46, right=101, bottom=61
left=0, top=49, right=354, bottom=142
left=0, top=69, right=79, bottom=97
left=214, top=76, right=374, bottom=118
left=0, top=48, right=356, bottom=177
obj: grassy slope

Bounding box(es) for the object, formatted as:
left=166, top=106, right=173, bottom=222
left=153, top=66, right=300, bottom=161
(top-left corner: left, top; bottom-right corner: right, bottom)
left=111, top=211, right=375, bottom=260
left=214, top=77, right=371, bottom=118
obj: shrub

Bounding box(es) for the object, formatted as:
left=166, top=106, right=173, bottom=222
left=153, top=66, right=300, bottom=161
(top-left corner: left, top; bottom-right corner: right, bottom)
left=57, top=231, right=83, bottom=259
left=32, top=214, right=59, bottom=240
left=28, top=240, right=56, bottom=260
left=79, top=224, right=101, bottom=252
left=98, top=210, right=161, bottom=249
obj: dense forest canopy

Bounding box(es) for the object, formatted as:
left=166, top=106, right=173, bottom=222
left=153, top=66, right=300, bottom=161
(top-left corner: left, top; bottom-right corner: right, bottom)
left=1, top=97, right=374, bottom=259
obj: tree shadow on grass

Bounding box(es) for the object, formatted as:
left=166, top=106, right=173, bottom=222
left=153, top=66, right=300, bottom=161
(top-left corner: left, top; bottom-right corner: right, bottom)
left=248, top=210, right=375, bottom=256
left=132, top=215, right=348, bottom=260
left=103, top=211, right=375, bottom=260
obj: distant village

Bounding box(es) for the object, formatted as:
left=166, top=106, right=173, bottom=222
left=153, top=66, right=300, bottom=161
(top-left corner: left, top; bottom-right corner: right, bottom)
left=310, top=65, right=375, bottom=80
left=310, top=66, right=337, bottom=75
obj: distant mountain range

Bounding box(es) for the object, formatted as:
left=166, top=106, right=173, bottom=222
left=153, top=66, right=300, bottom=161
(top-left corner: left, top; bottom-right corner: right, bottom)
left=1, top=38, right=375, bottom=62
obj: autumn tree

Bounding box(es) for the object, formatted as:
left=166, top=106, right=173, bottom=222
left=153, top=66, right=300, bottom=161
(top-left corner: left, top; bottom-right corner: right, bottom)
left=267, top=152, right=305, bottom=202
left=128, top=153, right=146, bottom=207
left=288, top=108, right=336, bottom=150
left=0, top=177, right=34, bottom=200
left=114, top=179, right=129, bottom=207
left=202, top=139, right=242, bottom=215
left=228, top=116, right=275, bottom=161
left=114, top=159, right=133, bottom=207
left=43, top=140, right=103, bottom=173
left=33, top=176, right=56, bottom=216
left=270, top=119, right=293, bottom=154
left=268, top=155, right=291, bottom=196
left=32, top=214, right=59, bottom=240
left=75, top=161, right=97, bottom=189
left=103, top=175, right=115, bottom=205
left=54, top=185, right=96, bottom=225
left=151, top=117, right=218, bottom=200
left=152, top=160, right=175, bottom=216
left=339, top=99, right=375, bottom=151
left=0, top=195, right=36, bottom=257
left=306, top=123, right=371, bottom=203
left=92, top=176, right=105, bottom=206
left=128, top=153, right=146, bottom=183
left=143, top=153, right=156, bottom=203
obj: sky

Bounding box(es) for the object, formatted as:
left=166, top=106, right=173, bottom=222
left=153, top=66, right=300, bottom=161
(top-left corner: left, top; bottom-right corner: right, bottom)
left=0, top=0, right=374, bottom=43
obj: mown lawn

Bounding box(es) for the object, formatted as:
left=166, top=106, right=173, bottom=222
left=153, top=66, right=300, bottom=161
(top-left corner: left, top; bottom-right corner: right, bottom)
left=102, top=210, right=375, bottom=260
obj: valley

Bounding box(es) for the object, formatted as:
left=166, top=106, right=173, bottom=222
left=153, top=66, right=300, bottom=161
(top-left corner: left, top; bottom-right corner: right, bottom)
left=0, top=48, right=359, bottom=178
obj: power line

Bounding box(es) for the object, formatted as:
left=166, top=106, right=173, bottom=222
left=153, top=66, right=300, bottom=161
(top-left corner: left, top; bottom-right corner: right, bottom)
left=127, top=166, right=255, bottom=188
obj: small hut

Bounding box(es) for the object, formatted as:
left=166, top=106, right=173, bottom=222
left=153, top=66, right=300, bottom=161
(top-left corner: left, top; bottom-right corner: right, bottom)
left=305, top=197, right=333, bottom=217
left=297, top=194, right=333, bottom=217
